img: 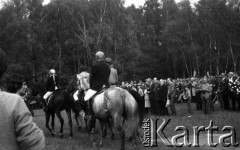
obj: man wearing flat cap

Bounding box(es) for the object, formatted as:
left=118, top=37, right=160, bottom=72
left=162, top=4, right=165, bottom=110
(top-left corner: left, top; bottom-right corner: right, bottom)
left=105, top=57, right=118, bottom=86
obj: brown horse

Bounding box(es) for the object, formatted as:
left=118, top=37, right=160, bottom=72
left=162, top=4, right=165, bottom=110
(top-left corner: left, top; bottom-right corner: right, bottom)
left=43, top=89, right=75, bottom=138
left=77, top=72, right=139, bottom=150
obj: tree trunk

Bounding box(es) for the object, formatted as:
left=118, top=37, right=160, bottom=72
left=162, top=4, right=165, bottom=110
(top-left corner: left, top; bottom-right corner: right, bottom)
left=226, top=32, right=237, bottom=72
left=183, top=52, right=190, bottom=77
left=27, top=33, right=37, bottom=83
left=187, top=23, right=200, bottom=75
left=216, top=41, right=220, bottom=75
left=172, top=55, right=177, bottom=78
left=225, top=48, right=230, bottom=73
left=56, top=40, right=62, bottom=74
left=114, top=39, right=117, bottom=63
left=209, top=41, right=212, bottom=75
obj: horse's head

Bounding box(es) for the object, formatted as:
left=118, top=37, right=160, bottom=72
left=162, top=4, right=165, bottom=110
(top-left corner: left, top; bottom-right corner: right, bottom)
left=77, top=72, right=90, bottom=91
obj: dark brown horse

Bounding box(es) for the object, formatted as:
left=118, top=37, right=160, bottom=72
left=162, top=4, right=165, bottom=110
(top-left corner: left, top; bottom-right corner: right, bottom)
left=44, top=89, right=75, bottom=138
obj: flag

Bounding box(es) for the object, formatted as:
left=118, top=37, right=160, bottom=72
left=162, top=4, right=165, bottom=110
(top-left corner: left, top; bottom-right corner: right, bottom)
left=228, top=76, right=240, bottom=95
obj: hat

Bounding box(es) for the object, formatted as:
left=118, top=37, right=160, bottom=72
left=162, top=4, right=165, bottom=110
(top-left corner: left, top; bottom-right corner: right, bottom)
left=49, top=69, right=56, bottom=74
left=105, top=57, right=112, bottom=64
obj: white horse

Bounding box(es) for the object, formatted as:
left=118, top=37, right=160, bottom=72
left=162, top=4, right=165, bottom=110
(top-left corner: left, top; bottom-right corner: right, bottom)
left=77, top=71, right=139, bottom=150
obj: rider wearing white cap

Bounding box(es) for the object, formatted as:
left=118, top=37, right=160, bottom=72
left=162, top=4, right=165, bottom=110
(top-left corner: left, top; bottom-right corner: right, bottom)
left=43, top=69, right=59, bottom=110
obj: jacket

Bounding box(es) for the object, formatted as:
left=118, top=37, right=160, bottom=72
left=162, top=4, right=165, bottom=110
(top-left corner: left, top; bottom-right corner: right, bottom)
left=46, top=75, right=59, bottom=91
left=90, top=60, right=110, bottom=91
left=0, top=91, right=45, bottom=150
left=108, top=66, right=118, bottom=85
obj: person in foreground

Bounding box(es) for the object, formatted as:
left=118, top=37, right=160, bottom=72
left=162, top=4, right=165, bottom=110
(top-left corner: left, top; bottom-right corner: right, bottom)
left=0, top=48, right=45, bottom=150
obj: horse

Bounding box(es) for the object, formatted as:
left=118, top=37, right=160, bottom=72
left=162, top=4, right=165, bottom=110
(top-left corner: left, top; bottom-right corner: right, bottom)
left=43, top=89, right=76, bottom=138
left=77, top=71, right=140, bottom=150
left=65, top=82, right=85, bottom=131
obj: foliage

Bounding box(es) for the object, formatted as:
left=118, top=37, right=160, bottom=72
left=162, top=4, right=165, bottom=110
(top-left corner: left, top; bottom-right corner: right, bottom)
left=1, top=0, right=240, bottom=92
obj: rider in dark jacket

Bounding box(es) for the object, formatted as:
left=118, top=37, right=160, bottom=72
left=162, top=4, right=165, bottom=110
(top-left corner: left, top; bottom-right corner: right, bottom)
left=43, top=69, right=59, bottom=110
left=83, top=51, right=110, bottom=134
left=84, top=51, right=110, bottom=101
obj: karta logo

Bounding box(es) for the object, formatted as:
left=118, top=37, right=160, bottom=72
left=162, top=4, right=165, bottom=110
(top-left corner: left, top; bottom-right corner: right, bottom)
left=142, top=119, right=239, bottom=147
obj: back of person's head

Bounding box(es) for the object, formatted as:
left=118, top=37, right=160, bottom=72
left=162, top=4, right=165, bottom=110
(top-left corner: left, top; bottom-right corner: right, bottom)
left=6, top=73, right=25, bottom=93
left=0, top=48, right=7, bottom=79
left=95, top=51, right=105, bottom=61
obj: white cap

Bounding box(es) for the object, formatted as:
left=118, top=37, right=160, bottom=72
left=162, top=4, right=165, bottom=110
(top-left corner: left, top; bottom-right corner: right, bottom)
left=50, top=69, right=56, bottom=74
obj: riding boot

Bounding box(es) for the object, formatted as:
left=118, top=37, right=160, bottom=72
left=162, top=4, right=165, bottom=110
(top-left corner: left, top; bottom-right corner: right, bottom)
left=43, top=99, right=48, bottom=112
left=85, top=99, right=93, bottom=117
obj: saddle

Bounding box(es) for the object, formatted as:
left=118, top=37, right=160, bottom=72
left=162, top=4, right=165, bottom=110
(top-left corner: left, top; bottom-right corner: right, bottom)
left=91, top=87, right=108, bottom=100
left=84, top=87, right=108, bottom=118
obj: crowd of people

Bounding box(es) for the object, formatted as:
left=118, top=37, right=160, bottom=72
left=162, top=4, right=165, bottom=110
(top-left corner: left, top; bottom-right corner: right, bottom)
left=120, top=73, right=236, bottom=116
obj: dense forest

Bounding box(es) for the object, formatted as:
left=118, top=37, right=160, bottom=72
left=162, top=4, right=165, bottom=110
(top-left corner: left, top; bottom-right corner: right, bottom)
left=0, top=0, right=240, bottom=90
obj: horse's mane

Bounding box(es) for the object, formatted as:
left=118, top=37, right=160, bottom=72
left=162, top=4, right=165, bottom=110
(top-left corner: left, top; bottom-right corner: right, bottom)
left=77, top=71, right=90, bottom=80
left=77, top=71, right=90, bottom=90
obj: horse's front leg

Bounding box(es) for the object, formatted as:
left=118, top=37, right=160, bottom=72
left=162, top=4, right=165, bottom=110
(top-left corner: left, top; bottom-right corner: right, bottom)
left=75, top=111, right=81, bottom=131
left=45, top=112, right=52, bottom=134
left=66, top=109, right=73, bottom=138
left=51, top=112, right=56, bottom=135
left=56, top=111, right=64, bottom=138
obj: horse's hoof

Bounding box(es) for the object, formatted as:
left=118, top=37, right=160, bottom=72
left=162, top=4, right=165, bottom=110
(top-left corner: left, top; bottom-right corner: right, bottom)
left=60, top=134, right=64, bottom=138
left=129, top=143, right=137, bottom=149
left=51, top=131, right=56, bottom=136
left=68, top=136, right=73, bottom=140
left=111, top=134, right=115, bottom=140
left=100, top=142, right=103, bottom=147
left=93, top=142, right=100, bottom=149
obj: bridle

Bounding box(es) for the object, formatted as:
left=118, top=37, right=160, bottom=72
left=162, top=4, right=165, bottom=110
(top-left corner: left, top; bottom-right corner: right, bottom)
left=77, top=73, right=90, bottom=91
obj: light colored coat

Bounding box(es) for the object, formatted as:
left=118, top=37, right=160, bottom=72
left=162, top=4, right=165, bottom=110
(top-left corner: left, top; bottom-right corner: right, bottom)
left=108, top=66, right=118, bottom=85
left=0, top=91, right=45, bottom=150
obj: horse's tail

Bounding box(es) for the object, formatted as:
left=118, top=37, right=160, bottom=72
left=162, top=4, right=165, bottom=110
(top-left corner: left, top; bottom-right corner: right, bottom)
left=128, top=89, right=145, bottom=126
left=122, top=89, right=140, bottom=137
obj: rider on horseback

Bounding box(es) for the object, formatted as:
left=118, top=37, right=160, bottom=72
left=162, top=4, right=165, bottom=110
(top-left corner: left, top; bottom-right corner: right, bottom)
left=84, top=51, right=111, bottom=116
left=43, top=69, right=59, bottom=111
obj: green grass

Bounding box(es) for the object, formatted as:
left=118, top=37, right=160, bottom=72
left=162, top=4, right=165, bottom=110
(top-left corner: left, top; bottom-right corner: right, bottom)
left=32, top=103, right=240, bottom=150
